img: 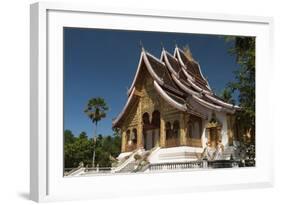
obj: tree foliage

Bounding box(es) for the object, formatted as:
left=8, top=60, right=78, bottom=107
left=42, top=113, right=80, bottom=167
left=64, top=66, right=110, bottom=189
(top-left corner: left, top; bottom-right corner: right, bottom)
left=64, top=129, right=75, bottom=144
left=64, top=130, right=121, bottom=169
left=64, top=131, right=93, bottom=168
left=220, top=87, right=235, bottom=104
left=84, top=97, right=109, bottom=134
left=224, top=36, right=256, bottom=142
left=84, top=97, right=109, bottom=167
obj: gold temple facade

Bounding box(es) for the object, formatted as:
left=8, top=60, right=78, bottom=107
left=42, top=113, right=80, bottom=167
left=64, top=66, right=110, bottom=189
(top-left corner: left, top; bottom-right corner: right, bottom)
left=113, top=46, right=239, bottom=154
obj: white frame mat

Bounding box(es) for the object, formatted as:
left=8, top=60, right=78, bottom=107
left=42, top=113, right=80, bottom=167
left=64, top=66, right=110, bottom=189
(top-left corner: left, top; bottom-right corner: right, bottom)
left=30, top=2, right=274, bottom=202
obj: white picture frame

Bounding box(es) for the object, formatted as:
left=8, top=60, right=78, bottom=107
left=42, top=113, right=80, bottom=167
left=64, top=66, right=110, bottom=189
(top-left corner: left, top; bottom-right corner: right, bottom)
left=30, top=2, right=274, bottom=202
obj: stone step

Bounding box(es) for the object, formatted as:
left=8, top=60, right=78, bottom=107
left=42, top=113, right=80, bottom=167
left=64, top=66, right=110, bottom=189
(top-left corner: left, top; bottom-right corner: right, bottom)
left=118, top=162, right=136, bottom=173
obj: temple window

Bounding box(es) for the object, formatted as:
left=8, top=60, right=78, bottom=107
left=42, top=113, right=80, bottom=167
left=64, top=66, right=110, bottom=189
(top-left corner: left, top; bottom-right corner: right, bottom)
left=151, top=110, right=160, bottom=128
left=142, top=112, right=150, bottom=125
left=188, top=122, right=193, bottom=138
left=165, top=120, right=180, bottom=147
left=187, top=115, right=202, bottom=139
left=126, top=130, right=131, bottom=144
left=173, top=120, right=180, bottom=139
left=165, top=122, right=172, bottom=139
left=193, top=122, right=200, bottom=138
left=132, top=128, right=137, bottom=144
left=165, top=122, right=173, bottom=147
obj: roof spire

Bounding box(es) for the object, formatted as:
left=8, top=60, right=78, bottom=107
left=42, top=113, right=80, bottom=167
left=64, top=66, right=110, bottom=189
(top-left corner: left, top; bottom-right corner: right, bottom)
left=140, top=40, right=145, bottom=51
left=174, top=40, right=178, bottom=48
left=161, top=42, right=165, bottom=51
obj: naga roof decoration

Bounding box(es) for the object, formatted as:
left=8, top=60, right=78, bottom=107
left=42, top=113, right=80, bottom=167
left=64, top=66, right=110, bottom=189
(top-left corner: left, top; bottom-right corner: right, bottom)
left=113, top=46, right=240, bottom=127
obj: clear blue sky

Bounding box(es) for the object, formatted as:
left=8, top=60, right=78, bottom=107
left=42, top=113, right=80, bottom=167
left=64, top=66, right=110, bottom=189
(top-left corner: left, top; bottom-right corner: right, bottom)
left=64, top=27, right=239, bottom=138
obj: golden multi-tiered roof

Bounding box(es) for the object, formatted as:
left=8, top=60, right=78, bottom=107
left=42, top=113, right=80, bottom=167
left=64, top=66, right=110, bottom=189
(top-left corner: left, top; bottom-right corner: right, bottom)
left=113, top=46, right=239, bottom=128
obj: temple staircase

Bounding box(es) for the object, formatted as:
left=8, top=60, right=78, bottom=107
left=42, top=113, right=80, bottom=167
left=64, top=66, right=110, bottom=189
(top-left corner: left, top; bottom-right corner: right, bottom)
left=221, top=146, right=236, bottom=160
left=117, top=162, right=136, bottom=173
left=114, top=146, right=160, bottom=173
left=113, top=148, right=144, bottom=173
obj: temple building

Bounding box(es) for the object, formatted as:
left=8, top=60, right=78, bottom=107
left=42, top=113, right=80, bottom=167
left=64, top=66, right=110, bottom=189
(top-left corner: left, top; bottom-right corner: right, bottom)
left=112, top=46, right=240, bottom=167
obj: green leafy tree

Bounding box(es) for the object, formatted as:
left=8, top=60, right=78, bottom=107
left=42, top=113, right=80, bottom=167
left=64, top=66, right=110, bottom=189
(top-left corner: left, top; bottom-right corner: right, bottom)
left=225, top=36, right=255, bottom=143
left=64, top=129, right=76, bottom=168
left=64, top=130, right=121, bottom=169
left=78, top=131, right=88, bottom=139
left=64, top=129, right=76, bottom=144
left=93, top=133, right=121, bottom=167
left=111, top=129, right=121, bottom=158
left=84, top=97, right=109, bottom=167
left=64, top=131, right=93, bottom=168
left=220, top=87, right=235, bottom=104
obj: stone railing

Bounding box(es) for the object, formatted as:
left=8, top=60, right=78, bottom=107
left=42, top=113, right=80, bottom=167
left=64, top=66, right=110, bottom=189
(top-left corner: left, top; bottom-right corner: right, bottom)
left=208, top=160, right=240, bottom=168
left=84, top=167, right=112, bottom=173
left=64, top=165, right=84, bottom=176
left=149, top=160, right=204, bottom=171
left=148, top=159, right=241, bottom=171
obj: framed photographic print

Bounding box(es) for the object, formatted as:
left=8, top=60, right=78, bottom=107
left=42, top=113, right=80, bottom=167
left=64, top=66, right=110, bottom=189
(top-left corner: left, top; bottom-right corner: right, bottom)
left=30, top=2, right=274, bottom=202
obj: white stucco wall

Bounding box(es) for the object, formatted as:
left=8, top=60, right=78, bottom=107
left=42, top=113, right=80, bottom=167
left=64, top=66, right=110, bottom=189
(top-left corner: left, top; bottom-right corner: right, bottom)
left=190, top=99, right=229, bottom=148
left=149, top=146, right=204, bottom=163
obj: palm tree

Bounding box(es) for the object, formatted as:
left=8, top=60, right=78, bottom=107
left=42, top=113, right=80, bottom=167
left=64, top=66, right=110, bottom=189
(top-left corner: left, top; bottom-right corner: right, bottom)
left=84, top=97, right=109, bottom=167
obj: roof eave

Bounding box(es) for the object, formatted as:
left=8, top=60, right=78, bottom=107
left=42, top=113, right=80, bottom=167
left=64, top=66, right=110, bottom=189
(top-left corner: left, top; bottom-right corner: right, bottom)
left=127, top=52, right=144, bottom=96
left=153, top=81, right=187, bottom=112
left=113, top=87, right=137, bottom=128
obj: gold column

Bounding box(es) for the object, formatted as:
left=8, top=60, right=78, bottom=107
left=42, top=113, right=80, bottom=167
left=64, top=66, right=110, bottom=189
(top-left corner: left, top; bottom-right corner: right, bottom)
left=137, top=97, right=143, bottom=148
left=121, top=128, right=126, bottom=152
left=206, top=128, right=210, bottom=145
left=137, top=123, right=143, bottom=148
left=159, top=116, right=166, bottom=147
left=217, top=126, right=222, bottom=144
left=226, top=114, right=234, bottom=145
left=179, top=113, right=187, bottom=146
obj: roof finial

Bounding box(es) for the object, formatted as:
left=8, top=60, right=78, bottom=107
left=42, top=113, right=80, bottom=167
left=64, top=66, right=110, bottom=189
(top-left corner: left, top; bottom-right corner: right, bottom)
left=140, top=40, right=145, bottom=51
left=174, top=40, right=178, bottom=48
left=161, top=42, right=165, bottom=51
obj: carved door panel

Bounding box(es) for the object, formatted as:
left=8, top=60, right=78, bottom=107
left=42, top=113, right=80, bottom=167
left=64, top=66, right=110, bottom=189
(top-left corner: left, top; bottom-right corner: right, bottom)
left=209, top=128, right=218, bottom=148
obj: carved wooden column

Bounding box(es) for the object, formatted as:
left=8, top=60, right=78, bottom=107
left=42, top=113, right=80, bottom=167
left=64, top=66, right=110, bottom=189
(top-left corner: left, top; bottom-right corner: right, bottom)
left=137, top=123, right=143, bottom=148
left=179, top=113, right=187, bottom=146
left=206, top=128, right=210, bottom=145
left=159, top=116, right=166, bottom=147
left=137, top=97, right=143, bottom=148
left=226, top=114, right=234, bottom=145
left=121, top=128, right=126, bottom=152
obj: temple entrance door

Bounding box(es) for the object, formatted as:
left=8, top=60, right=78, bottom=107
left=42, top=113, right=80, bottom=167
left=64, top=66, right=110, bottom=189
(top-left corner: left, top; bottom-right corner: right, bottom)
left=209, top=127, right=218, bottom=148
left=145, top=130, right=153, bottom=150
left=144, top=129, right=159, bottom=150
left=142, top=110, right=160, bottom=150
left=206, top=114, right=222, bottom=148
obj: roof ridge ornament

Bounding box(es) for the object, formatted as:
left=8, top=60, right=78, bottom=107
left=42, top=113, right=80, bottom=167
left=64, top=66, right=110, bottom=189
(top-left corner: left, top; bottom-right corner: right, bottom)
left=174, top=40, right=178, bottom=48
left=140, top=40, right=145, bottom=51
left=161, top=42, right=165, bottom=51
